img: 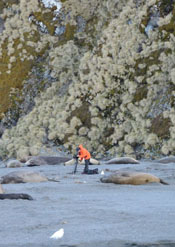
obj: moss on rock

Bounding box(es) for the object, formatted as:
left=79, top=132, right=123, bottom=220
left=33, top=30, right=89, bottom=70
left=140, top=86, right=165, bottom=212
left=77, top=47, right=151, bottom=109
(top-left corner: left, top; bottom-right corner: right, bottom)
left=133, top=86, right=148, bottom=102
left=33, top=7, right=57, bottom=35
left=150, top=114, right=172, bottom=139
left=67, top=101, right=91, bottom=128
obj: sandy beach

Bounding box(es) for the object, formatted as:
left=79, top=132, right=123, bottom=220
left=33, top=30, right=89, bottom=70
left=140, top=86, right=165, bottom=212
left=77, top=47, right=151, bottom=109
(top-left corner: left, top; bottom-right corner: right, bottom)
left=0, top=159, right=175, bottom=247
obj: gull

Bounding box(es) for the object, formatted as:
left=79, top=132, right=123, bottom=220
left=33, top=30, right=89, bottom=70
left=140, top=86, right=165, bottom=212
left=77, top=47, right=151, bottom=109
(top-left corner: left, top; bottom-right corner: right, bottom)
left=100, top=170, right=104, bottom=175
left=50, top=228, right=64, bottom=240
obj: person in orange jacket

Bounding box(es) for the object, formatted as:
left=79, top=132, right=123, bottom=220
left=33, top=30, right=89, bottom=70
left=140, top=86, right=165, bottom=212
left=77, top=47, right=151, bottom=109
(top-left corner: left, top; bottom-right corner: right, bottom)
left=76, top=144, right=91, bottom=174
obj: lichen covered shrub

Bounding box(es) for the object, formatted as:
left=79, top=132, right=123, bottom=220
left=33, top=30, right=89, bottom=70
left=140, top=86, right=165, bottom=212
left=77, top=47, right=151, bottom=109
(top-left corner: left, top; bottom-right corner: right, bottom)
left=0, top=0, right=175, bottom=160
left=0, top=0, right=58, bottom=117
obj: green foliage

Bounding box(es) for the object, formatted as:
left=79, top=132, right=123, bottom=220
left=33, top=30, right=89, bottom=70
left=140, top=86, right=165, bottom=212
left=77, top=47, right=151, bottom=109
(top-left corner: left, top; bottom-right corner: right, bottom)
left=1, top=0, right=175, bottom=159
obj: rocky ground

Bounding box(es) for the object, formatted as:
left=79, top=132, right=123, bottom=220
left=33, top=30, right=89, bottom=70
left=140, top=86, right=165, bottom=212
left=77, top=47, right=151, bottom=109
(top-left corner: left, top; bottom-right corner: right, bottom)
left=0, top=157, right=175, bottom=247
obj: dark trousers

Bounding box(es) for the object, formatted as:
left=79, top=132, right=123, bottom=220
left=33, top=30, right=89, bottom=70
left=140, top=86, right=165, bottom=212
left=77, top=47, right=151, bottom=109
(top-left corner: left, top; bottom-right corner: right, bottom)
left=84, top=159, right=90, bottom=173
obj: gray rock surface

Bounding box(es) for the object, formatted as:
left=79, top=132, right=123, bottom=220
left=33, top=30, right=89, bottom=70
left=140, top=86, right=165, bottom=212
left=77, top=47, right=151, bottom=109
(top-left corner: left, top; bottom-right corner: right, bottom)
left=0, top=159, right=175, bottom=246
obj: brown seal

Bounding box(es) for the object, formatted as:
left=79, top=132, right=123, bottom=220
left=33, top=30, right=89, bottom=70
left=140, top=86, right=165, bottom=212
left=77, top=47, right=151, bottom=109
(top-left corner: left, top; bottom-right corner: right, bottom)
left=0, top=170, right=48, bottom=184
left=0, top=170, right=59, bottom=184
left=100, top=171, right=168, bottom=185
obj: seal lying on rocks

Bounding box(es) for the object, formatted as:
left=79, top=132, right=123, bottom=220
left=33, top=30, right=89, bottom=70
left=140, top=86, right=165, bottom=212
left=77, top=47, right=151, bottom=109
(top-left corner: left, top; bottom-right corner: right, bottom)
left=0, top=193, right=33, bottom=200
left=0, top=183, right=33, bottom=200
left=100, top=171, right=168, bottom=185
left=0, top=170, right=58, bottom=184
left=105, top=157, right=139, bottom=165
left=156, top=156, right=175, bottom=164
left=25, top=156, right=71, bottom=166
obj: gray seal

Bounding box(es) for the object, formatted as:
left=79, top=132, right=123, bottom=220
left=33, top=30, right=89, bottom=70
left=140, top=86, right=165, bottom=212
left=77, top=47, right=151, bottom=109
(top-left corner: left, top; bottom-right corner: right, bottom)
left=157, top=156, right=175, bottom=164
left=25, top=156, right=71, bottom=166
left=0, top=193, right=33, bottom=200
left=105, top=157, right=139, bottom=164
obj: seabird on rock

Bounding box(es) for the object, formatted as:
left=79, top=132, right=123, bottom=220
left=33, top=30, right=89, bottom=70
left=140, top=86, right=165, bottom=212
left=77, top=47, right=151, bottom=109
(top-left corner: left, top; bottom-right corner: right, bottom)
left=100, top=170, right=104, bottom=175
left=50, top=228, right=64, bottom=240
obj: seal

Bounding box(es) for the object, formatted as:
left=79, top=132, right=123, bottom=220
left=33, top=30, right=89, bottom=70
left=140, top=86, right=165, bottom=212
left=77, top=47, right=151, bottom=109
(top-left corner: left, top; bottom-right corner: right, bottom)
left=105, top=157, right=139, bottom=165
left=0, top=178, right=33, bottom=200
left=100, top=171, right=168, bottom=185
left=25, top=156, right=71, bottom=166
left=157, top=156, right=175, bottom=164
left=0, top=193, right=33, bottom=200
left=0, top=170, right=49, bottom=184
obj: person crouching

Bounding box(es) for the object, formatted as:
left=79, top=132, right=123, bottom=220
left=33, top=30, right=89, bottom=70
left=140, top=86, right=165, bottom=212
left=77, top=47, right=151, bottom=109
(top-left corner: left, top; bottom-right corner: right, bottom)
left=76, top=144, right=91, bottom=174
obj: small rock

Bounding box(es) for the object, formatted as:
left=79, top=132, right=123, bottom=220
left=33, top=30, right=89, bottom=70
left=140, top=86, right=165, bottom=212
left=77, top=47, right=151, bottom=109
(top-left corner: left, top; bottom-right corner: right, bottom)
left=0, top=184, right=4, bottom=194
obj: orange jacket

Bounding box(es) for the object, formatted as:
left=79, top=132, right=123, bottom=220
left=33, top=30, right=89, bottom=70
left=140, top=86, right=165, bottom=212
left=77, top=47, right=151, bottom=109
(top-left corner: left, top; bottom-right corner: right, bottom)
left=78, top=145, right=91, bottom=161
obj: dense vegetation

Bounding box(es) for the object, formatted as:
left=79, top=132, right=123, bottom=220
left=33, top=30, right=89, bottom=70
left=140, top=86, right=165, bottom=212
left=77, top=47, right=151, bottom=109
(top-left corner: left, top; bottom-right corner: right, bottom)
left=0, top=0, right=175, bottom=160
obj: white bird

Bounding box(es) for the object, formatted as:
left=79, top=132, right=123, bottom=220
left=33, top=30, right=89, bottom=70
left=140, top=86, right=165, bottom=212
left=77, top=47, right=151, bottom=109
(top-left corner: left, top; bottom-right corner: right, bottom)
left=100, top=170, right=104, bottom=175
left=50, top=228, right=64, bottom=239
